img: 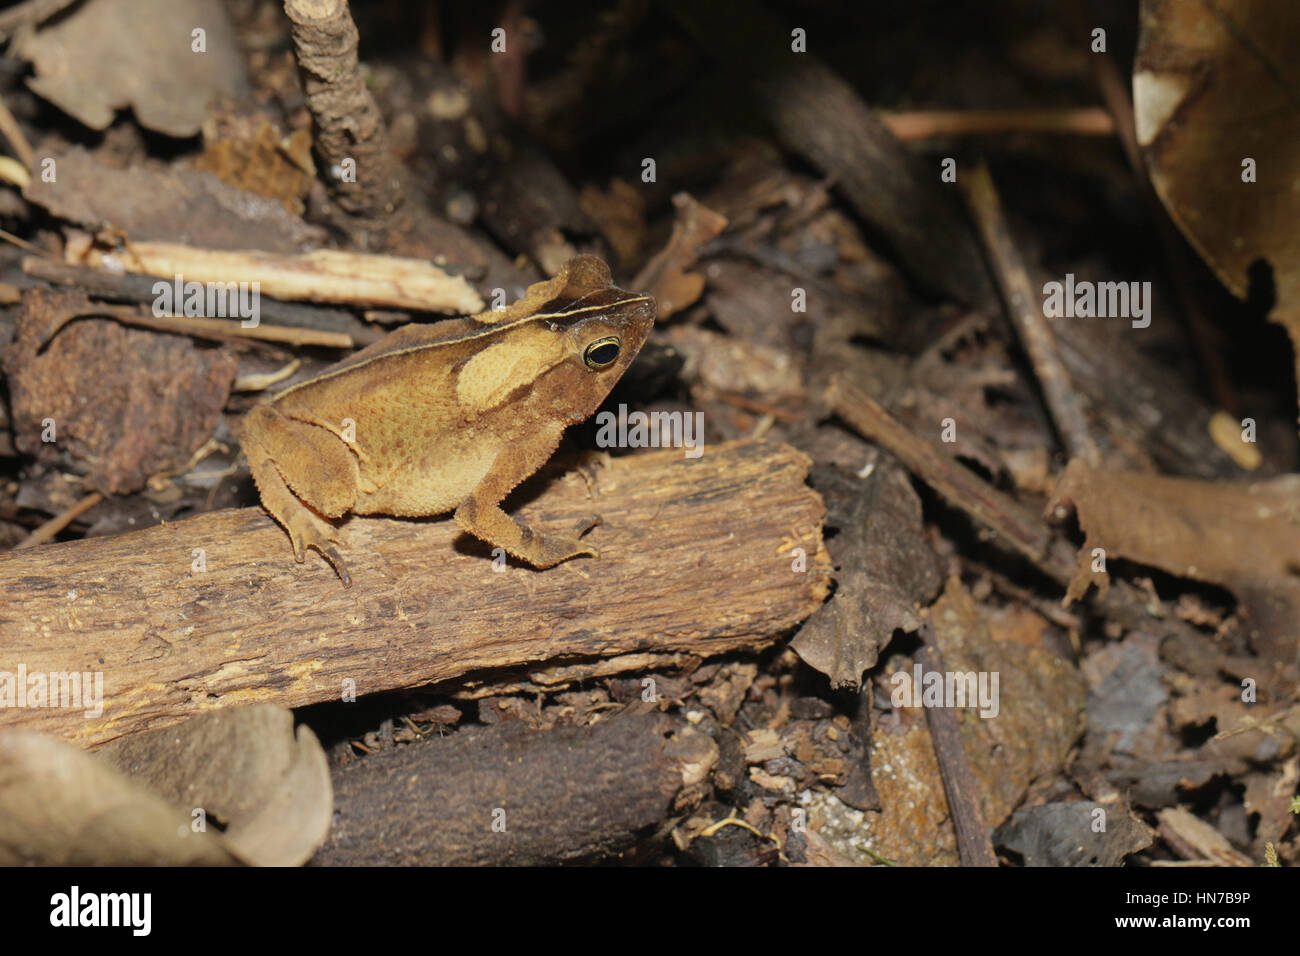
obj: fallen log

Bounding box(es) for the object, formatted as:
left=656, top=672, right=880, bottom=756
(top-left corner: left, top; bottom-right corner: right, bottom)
left=0, top=439, right=829, bottom=747
left=312, top=709, right=714, bottom=866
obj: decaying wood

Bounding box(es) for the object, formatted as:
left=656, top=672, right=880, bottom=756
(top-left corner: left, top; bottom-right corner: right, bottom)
left=313, top=710, right=713, bottom=865
left=77, top=242, right=484, bottom=314
left=0, top=439, right=829, bottom=748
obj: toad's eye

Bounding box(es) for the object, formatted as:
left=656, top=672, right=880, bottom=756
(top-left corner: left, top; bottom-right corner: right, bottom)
left=583, top=336, right=621, bottom=370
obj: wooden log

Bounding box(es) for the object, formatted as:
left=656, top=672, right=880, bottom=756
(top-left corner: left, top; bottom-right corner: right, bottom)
left=0, top=439, right=829, bottom=748
left=312, top=710, right=714, bottom=866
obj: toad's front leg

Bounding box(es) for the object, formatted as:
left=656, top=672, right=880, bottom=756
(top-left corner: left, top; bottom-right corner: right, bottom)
left=453, top=424, right=601, bottom=568
left=242, top=403, right=361, bottom=584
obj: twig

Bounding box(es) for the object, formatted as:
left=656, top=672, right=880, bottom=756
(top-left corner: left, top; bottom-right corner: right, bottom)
left=15, top=491, right=104, bottom=549
left=880, top=107, right=1114, bottom=141
left=827, top=375, right=1223, bottom=641
left=47, top=302, right=355, bottom=349
left=0, top=93, right=35, bottom=170
left=284, top=0, right=404, bottom=226
left=916, top=625, right=998, bottom=867
left=72, top=242, right=483, bottom=314
left=0, top=227, right=53, bottom=258
left=22, top=258, right=382, bottom=345
left=962, top=161, right=1100, bottom=466
left=828, top=377, right=1052, bottom=563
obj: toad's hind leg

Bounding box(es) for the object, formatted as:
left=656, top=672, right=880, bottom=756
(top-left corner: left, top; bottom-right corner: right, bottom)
left=242, top=404, right=360, bottom=585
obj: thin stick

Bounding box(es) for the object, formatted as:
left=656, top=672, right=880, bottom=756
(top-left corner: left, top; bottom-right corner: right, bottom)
left=963, top=161, right=1100, bottom=466
left=880, top=107, right=1114, bottom=142
left=16, top=492, right=104, bottom=549
left=0, top=93, right=34, bottom=169
left=916, top=626, right=998, bottom=867
left=23, top=257, right=382, bottom=344
left=284, top=0, right=403, bottom=222
left=828, top=377, right=1052, bottom=563
left=0, top=227, right=54, bottom=258
left=49, top=303, right=355, bottom=350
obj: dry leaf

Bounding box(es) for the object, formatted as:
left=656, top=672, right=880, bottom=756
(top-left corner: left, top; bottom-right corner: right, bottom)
left=100, top=704, right=332, bottom=867
left=1049, top=459, right=1300, bottom=679
left=1155, top=807, right=1254, bottom=866
left=1134, top=0, right=1300, bottom=420
left=929, top=577, right=1085, bottom=826
left=193, top=112, right=316, bottom=216
left=3, top=289, right=238, bottom=496
left=0, top=732, right=237, bottom=865
left=632, top=192, right=727, bottom=318
left=579, top=178, right=647, bottom=267
left=13, top=0, right=249, bottom=138
left=0, top=704, right=330, bottom=866
left=995, top=801, right=1154, bottom=867
left=814, top=577, right=1084, bottom=865
left=791, top=461, right=944, bottom=689
left=24, top=146, right=325, bottom=254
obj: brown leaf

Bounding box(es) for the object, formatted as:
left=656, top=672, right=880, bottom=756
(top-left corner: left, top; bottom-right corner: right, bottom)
left=929, top=577, right=1086, bottom=827
left=13, top=0, right=249, bottom=138
left=0, top=704, right=330, bottom=866
left=1049, top=459, right=1300, bottom=676
left=632, top=192, right=727, bottom=318
left=0, top=734, right=236, bottom=866
left=1134, top=0, right=1300, bottom=419
left=193, top=111, right=316, bottom=216
left=579, top=178, right=647, bottom=268
left=1155, top=806, right=1254, bottom=866
left=665, top=324, right=806, bottom=403
left=24, top=146, right=325, bottom=254
left=791, top=460, right=944, bottom=689
left=1242, top=758, right=1299, bottom=851
left=99, top=704, right=332, bottom=867
left=819, top=577, right=1085, bottom=865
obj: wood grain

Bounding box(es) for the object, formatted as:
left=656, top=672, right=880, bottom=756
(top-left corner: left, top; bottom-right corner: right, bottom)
left=0, top=439, right=829, bottom=747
